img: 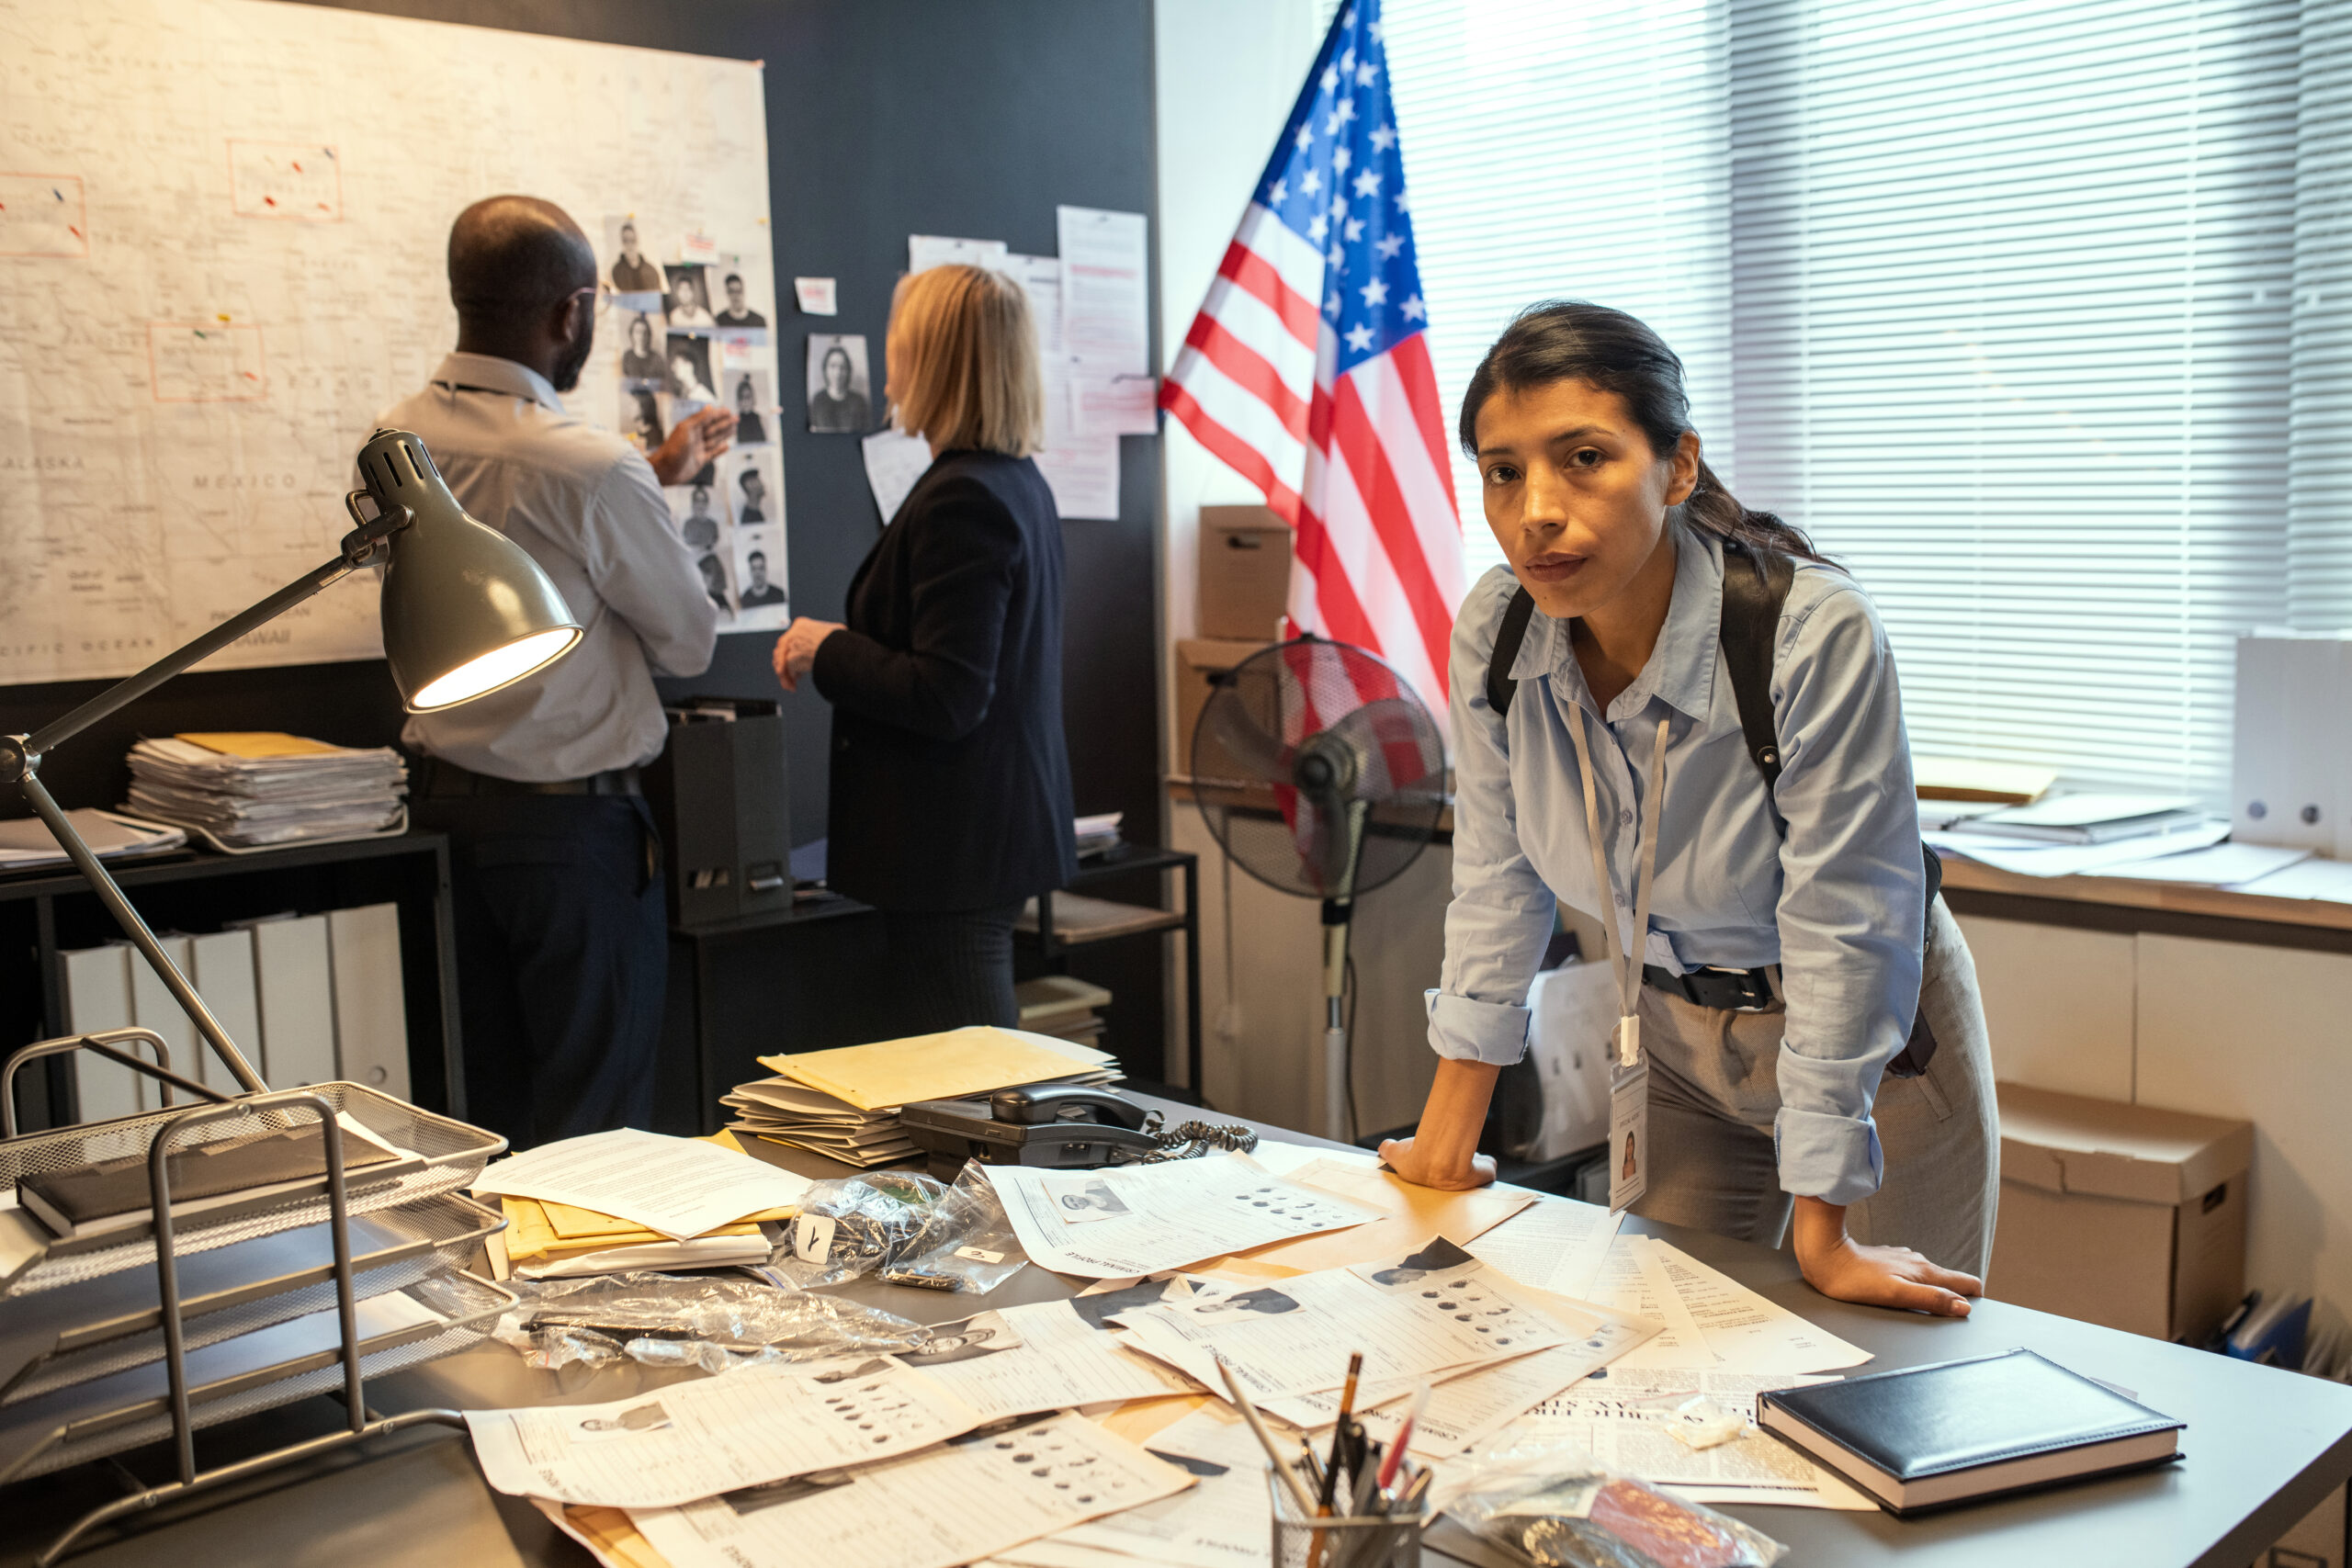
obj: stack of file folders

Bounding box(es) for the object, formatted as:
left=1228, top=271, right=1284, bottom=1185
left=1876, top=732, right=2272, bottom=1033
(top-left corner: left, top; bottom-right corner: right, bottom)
left=0, top=1078, right=511, bottom=1488
left=124, top=732, right=407, bottom=851
left=486, top=1133, right=799, bottom=1280
left=1016, top=974, right=1113, bottom=1049
left=725, top=1025, right=1123, bottom=1169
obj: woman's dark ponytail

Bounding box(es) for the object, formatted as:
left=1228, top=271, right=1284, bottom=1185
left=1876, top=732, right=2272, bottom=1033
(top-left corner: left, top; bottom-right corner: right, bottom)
left=1458, top=301, right=1828, bottom=565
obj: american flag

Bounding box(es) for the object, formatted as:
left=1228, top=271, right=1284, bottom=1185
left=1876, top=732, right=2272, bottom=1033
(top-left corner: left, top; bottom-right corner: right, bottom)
left=1161, top=0, right=1464, bottom=711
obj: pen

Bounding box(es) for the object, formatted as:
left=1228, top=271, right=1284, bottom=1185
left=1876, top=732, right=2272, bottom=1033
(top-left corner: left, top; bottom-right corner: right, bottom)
left=1217, top=1356, right=1320, bottom=1519
left=1307, top=1353, right=1363, bottom=1568
left=1375, top=1383, right=1430, bottom=1493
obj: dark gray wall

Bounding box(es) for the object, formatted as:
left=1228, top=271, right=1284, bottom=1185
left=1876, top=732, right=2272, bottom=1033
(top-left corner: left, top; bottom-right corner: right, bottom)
left=0, top=0, right=1172, bottom=1069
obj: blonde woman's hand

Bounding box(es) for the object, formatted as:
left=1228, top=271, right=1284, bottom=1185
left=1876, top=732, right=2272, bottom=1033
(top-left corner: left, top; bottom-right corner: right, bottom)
left=773, top=617, right=843, bottom=693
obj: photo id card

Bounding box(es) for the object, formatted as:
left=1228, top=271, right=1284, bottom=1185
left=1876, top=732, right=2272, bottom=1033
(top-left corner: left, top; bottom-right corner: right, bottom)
left=1608, top=1059, right=1649, bottom=1214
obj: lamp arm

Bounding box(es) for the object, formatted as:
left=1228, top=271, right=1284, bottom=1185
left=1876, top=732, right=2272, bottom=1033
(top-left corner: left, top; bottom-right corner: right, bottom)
left=18, top=495, right=407, bottom=761
left=18, top=771, right=269, bottom=1094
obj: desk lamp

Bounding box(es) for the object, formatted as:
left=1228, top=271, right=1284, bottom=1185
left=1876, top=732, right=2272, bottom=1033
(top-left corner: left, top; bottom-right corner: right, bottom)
left=0, top=427, right=582, bottom=1094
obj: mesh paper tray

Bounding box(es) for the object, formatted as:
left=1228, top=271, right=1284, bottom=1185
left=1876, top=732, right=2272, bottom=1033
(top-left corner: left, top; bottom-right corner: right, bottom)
left=0, top=1083, right=505, bottom=1298
left=1, top=1190, right=503, bottom=1405
left=0, top=1269, right=514, bottom=1483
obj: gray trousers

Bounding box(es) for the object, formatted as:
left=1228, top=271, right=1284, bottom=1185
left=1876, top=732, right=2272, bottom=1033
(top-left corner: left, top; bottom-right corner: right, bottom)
left=1626, top=897, right=2001, bottom=1279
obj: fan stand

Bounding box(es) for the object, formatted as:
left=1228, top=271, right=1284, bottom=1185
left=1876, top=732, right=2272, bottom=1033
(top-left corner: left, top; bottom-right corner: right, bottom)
left=1317, top=801, right=1371, bottom=1142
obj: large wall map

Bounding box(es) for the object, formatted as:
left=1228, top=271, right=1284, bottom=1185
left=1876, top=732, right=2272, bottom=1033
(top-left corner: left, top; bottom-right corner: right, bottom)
left=0, top=0, right=781, bottom=682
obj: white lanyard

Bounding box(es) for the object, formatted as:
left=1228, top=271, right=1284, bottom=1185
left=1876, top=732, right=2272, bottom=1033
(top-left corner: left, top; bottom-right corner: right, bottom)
left=1566, top=708, right=1670, bottom=1067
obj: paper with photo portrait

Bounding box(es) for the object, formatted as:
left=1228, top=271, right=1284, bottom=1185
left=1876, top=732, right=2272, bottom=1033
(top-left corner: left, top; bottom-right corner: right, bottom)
left=616, top=309, right=671, bottom=387
left=1036, top=1403, right=1270, bottom=1568
left=1230, top=1156, right=1532, bottom=1274
left=670, top=481, right=728, bottom=552
left=628, top=1413, right=1193, bottom=1568
left=602, top=215, right=667, bottom=311
left=805, top=333, right=876, bottom=434
left=1108, top=1238, right=1578, bottom=1403
left=891, top=1294, right=1201, bottom=1422
left=707, top=258, right=771, bottom=342
left=724, top=367, right=775, bottom=446
left=463, top=1355, right=981, bottom=1508
left=732, top=525, right=788, bottom=626
left=984, top=1153, right=1380, bottom=1280
left=665, top=332, right=720, bottom=408
left=727, top=447, right=783, bottom=529
left=664, top=263, right=718, bottom=332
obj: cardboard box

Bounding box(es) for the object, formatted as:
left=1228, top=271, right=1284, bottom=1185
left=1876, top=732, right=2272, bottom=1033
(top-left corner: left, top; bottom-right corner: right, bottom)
left=2268, top=1483, right=2347, bottom=1568
left=1171, top=637, right=1272, bottom=766
left=1197, top=505, right=1293, bottom=641
left=1989, top=1082, right=2252, bottom=1343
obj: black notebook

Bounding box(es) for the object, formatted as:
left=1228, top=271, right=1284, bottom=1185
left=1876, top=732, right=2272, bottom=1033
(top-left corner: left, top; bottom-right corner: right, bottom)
left=17, top=1123, right=402, bottom=1240
left=1758, top=1348, right=2183, bottom=1515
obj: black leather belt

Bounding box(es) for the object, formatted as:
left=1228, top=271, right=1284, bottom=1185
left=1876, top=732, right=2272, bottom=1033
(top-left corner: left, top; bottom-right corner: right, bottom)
left=417, top=756, right=641, bottom=798
left=1642, top=963, right=1777, bottom=1012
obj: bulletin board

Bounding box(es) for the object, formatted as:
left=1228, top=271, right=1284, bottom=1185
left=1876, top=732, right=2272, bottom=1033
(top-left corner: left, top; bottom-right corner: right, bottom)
left=0, top=0, right=785, bottom=684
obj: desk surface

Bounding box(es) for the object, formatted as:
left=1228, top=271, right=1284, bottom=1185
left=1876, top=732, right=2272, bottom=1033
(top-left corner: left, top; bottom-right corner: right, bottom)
left=6, top=1097, right=2349, bottom=1568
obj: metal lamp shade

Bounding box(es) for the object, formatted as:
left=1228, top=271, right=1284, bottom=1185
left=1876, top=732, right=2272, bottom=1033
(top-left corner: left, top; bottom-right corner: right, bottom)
left=361, top=429, right=582, bottom=712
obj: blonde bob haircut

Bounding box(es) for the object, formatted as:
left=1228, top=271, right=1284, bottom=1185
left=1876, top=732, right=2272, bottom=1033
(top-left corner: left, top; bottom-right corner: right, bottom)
left=888, top=264, right=1045, bottom=458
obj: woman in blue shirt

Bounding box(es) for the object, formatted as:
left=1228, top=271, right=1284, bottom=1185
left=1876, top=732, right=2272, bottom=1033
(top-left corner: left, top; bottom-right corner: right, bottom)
left=1381, top=302, right=1997, bottom=1317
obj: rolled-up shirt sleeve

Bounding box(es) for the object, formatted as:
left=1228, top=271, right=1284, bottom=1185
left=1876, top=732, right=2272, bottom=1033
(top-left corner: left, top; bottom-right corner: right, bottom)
left=1769, top=585, right=1924, bottom=1204
left=1426, top=572, right=1557, bottom=1066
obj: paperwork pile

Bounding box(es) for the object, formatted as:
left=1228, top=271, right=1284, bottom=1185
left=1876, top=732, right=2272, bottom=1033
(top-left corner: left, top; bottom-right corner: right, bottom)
left=0, top=807, right=184, bottom=873
left=1926, top=790, right=2232, bottom=878
left=471, top=1129, right=811, bottom=1280
left=125, top=732, right=406, bottom=849
left=1015, top=974, right=1113, bottom=1048
left=725, top=1026, right=1121, bottom=1169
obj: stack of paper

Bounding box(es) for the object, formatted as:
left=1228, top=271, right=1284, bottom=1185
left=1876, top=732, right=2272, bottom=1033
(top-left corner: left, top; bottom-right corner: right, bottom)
left=725, top=1026, right=1121, bottom=1168
left=0, top=808, right=185, bottom=873
left=1016, top=975, right=1113, bottom=1049
left=125, top=732, right=406, bottom=849
left=1074, top=811, right=1123, bottom=858
left=471, top=1129, right=811, bottom=1280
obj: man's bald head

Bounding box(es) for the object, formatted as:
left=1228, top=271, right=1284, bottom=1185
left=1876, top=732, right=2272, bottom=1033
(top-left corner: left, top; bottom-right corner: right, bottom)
left=448, top=195, right=594, bottom=329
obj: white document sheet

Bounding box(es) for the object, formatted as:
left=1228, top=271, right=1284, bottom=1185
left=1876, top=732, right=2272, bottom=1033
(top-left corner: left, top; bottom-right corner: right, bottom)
left=1112, top=1239, right=1575, bottom=1403
left=895, top=1296, right=1202, bottom=1420
left=1033, top=436, right=1121, bottom=521
left=909, top=233, right=1009, bottom=274
left=463, top=1357, right=978, bottom=1507
left=1041, top=1405, right=1272, bottom=1568
left=1925, top=818, right=2231, bottom=877
left=2236, top=854, right=2352, bottom=902
left=985, top=1153, right=1382, bottom=1279
left=1650, top=1242, right=1871, bottom=1372
left=469, top=1128, right=812, bottom=1242
left=1071, top=374, right=1159, bottom=436
left=629, top=1413, right=1193, bottom=1568
left=1515, top=1369, right=1876, bottom=1509
left=1009, top=254, right=1065, bottom=355
left=1469, top=1199, right=1624, bottom=1302
left=860, top=425, right=933, bottom=525
left=2102, top=840, right=2312, bottom=886
left=1056, top=205, right=1149, bottom=376
left=1582, top=1236, right=1718, bottom=1370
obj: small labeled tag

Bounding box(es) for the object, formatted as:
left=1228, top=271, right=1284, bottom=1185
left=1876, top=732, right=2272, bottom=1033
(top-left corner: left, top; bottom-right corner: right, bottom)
left=953, top=1246, right=1005, bottom=1265
left=1613, top=1012, right=1642, bottom=1069
left=792, top=1213, right=837, bottom=1263
left=1608, top=1060, right=1650, bottom=1213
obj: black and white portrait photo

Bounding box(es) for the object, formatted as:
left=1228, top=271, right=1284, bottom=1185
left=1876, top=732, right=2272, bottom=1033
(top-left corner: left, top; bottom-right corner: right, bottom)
left=620, top=311, right=666, bottom=385
left=603, top=216, right=664, bottom=304
left=734, top=524, right=787, bottom=613
left=665, top=263, right=717, bottom=330
left=666, top=333, right=718, bottom=407
left=729, top=368, right=772, bottom=445
left=618, top=387, right=664, bottom=454
left=695, top=550, right=735, bottom=617
left=670, top=481, right=725, bottom=551
left=715, top=270, right=767, bottom=330
left=805, top=333, right=874, bottom=434
left=729, top=448, right=782, bottom=526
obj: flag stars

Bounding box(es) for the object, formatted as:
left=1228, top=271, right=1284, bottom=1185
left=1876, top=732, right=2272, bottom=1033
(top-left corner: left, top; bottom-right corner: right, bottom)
left=1401, top=294, right=1427, bottom=321
left=1339, top=47, right=1355, bottom=74
left=1345, top=322, right=1376, bottom=353
left=1361, top=277, right=1389, bottom=308
left=1329, top=194, right=1348, bottom=221
left=1335, top=98, right=1358, bottom=126
left=1369, top=124, right=1396, bottom=153
left=1325, top=289, right=1343, bottom=319
left=1366, top=19, right=1383, bottom=40
left=1300, top=168, right=1322, bottom=197
left=1344, top=217, right=1365, bottom=243
left=1328, top=241, right=1345, bottom=268
left=1269, top=177, right=1288, bottom=205
left=1352, top=168, right=1384, bottom=198
left=1295, top=123, right=1313, bottom=153
left=1354, top=59, right=1378, bottom=85
left=1307, top=212, right=1329, bottom=243
left=1332, top=145, right=1352, bottom=177
left=1321, top=62, right=1340, bottom=92
left=1395, top=187, right=1412, bottom=214
left=1374, top=232, right=1405, bottom=260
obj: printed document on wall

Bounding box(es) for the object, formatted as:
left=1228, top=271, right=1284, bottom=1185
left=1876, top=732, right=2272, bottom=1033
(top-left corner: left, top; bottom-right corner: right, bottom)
left=1056, top=206, right=1149, bottom=377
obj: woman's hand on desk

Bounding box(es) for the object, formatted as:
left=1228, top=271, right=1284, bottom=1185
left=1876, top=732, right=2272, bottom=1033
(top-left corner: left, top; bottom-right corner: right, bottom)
left=1378, top=1057, right=1502, bottom=1190
left=773, top=617, right=843, bottom=692
left=1375, top=1135, right=1498, bottom=1190
left=649, top=406, right=737, bottom=486
left=1793, top=1194, right=1982, bottom=1316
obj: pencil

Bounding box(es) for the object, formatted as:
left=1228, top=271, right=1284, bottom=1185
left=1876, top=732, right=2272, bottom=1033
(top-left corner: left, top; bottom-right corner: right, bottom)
left=1309, top=1353, right=1363, bottom=1568
left=1216, top=1356, right=1319, bottom=1518
left=1375, top=1383, right=1430, bottom=1493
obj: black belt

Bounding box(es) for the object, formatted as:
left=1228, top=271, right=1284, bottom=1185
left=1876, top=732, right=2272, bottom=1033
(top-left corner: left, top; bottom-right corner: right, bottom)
left=418, top=757, right=641, bottom=798
left=1642, top=963, right=1776, bottom=1012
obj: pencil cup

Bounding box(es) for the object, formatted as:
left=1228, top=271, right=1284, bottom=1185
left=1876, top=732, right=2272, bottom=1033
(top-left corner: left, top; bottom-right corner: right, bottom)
left=1267, top=1469, right=1427, bottom=1568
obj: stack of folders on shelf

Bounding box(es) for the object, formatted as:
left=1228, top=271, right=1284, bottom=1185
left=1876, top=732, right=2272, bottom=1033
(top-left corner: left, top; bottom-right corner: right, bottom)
left=0, top=808, right=186, bottom=874
left=0, top=1082, right=512, bottom=1487
left=1016, top=974, right=1114, bottom=1049
left=474, top=1131, right=808, bottom=1280
left=1075, top=810, right=1124, bottom=859
left=124, top=731, right=407, bottom=851
left=724, top=1025, right=1122, bottom=1169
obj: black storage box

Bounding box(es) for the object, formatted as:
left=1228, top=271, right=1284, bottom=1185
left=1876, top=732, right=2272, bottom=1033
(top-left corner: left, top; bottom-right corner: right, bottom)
left=642, top=696, right=793, bottom=929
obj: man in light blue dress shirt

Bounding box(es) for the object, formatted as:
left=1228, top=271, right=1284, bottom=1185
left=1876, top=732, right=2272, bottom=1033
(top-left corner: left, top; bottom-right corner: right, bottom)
left=1381, top=301, right=1996, bottom=1318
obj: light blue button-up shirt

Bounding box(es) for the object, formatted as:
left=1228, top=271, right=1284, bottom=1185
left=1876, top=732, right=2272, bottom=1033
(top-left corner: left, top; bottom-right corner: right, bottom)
left=1427, top=525, right=1924, bottom=1204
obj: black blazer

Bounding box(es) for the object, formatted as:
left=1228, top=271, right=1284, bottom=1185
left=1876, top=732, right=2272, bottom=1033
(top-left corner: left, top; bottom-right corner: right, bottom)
left=812, top=449, right=1078, bottom=911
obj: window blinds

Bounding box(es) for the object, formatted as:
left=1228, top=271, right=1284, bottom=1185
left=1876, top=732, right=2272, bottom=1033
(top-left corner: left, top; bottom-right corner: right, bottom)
left=1379, top=0, right=1735, bottom=586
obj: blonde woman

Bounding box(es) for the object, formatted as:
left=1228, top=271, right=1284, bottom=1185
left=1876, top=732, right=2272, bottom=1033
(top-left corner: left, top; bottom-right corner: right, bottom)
left=773, top=264, right=1076, bottom=1031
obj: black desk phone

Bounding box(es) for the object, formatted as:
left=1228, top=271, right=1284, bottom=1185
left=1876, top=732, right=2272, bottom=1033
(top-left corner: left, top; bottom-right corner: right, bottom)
left=900, top=1086, right=1164, bottom=1178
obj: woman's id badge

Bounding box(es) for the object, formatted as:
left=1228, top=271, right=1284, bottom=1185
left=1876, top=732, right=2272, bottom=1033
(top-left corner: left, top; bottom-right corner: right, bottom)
left=1607, top=1057, right=1649, bottom=1213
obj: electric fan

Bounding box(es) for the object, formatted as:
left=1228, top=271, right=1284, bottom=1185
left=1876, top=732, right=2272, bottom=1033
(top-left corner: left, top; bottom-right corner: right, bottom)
left=1190, top=636, right=1448, bottom=1139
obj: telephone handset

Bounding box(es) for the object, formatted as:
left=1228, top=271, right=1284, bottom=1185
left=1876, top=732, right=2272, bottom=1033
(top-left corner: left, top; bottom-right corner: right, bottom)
left=900, top=1086, right=1162, bottom=1176
left=986, top=1085, right=1151, bottom=1130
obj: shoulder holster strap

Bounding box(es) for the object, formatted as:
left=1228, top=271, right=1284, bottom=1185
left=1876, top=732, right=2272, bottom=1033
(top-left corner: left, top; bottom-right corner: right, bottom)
left=1487, top=587, right=1539, bottom=718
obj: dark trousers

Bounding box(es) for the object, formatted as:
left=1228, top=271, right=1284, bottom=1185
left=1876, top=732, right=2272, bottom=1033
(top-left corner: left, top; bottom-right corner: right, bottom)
left=411, top=795, right=666, bottom=1147
left=876, top=901, right=1023, bottom=1036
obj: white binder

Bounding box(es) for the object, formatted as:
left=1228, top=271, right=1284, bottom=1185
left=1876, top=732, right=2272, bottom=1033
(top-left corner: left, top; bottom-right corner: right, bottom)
left=187, top=928, right=263, bottom=1091
left=327, top=903, right=409, bottom=1100
left=245, top=914, right=336, bottom=1089
left=58, top=944, right=138, bottom=1123
left=126, top=933, right=194, bottom=1109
